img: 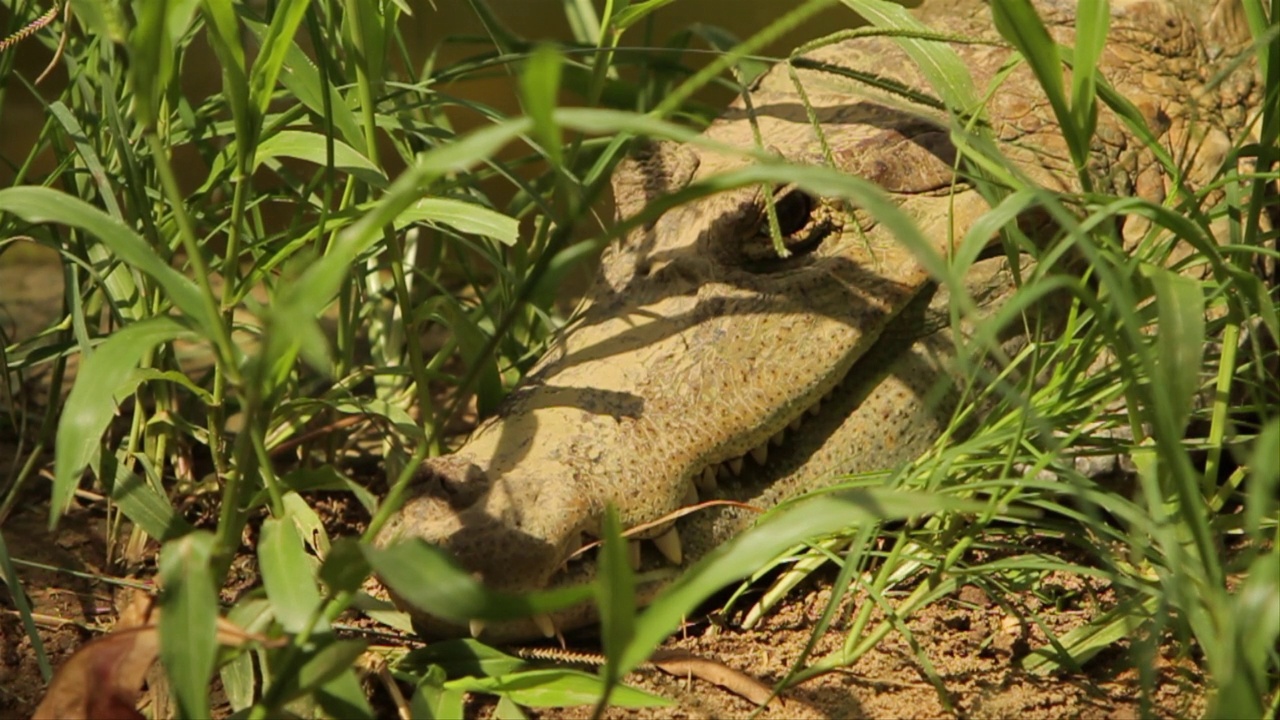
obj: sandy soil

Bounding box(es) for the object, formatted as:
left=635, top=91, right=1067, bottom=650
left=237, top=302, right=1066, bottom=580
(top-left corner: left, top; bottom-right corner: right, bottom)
left=0, top=489, right=1205, bottom=719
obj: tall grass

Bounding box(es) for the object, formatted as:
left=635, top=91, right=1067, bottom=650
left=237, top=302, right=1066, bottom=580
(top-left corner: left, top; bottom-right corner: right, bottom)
left=0, top=0, right=1275, bottom=717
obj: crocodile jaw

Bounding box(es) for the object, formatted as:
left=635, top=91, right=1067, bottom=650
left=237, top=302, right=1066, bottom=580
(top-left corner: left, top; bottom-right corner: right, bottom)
left=376, top=210, right=928, bottom=592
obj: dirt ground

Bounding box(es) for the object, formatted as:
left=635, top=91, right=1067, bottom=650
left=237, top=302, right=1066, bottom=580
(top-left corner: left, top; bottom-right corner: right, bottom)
left=0, top=489, right=1205, bottom=719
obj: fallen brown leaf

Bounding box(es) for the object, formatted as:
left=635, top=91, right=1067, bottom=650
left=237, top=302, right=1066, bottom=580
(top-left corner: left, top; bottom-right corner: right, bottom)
left=32, top=595, right=281, bottom=720
left=649, top=648, right=779, bottom=707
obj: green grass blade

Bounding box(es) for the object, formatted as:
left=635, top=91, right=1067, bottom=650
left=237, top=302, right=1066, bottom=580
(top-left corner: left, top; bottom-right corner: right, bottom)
left=839, top=0, right=981, bottom=113
left=396, top=198, right=519, bottom=245
left=243, top=17, right=364, bottom=151
left=1069, top=0, right=1108, bottom=142
left=520, top=45, right=564, bottom=166
left=365, top=539, right=595, bottom=624
left=52, top=317, right=192, bottom=528
left=0, top=187, right=216, bottom=332
left=249, top=0, right=313, bottom=121
left=446, top=669, right=671, bottom=708
left=0, top=533, right=52, bottom=682
left=1144, top=265, right=1206, bottom=435
left=990, top=0, right=1092, bottom=174
left=1245, top=420, right=1279, bottom=538
left=158, top=531, right=219, bottom=720
left=595, top=507, right=636, bottom=714
left=108, top=461, right=193, bottom=541
left=200, top=0, right=253, bottom=153
left=259, top=516, right=325, bottom=634
left=619, top=489, right=989, bottom=674
left=400, top=639, right=529, bottom=678
left=254, top=129, right=386, bottom=187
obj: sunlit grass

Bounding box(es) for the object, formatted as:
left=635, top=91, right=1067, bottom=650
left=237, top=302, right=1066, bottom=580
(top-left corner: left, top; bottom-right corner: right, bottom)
left=0, top=0, right=1276, bottom=717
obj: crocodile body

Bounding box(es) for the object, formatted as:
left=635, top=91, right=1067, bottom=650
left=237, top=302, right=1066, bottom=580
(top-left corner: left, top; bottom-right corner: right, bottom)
left=377, top=0, right=1261, bottom=641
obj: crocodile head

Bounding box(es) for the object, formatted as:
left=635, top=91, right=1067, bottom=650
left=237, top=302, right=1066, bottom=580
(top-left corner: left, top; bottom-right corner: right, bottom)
left=375, top=0, right=1258, bottom=640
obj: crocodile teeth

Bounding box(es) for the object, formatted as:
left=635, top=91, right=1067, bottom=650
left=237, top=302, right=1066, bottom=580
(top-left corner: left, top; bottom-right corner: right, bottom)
left=697, top=466, right=718, bottom=492
left=653, top=528, right=683, bottom=565
left=628, top=540, right=642, bottom=570
left=728, top=457, right=745, bottom=476
left=532, top=613, right=557, bottom=638
left=770, top=429, right=785, bottom=447
left=808, top=399, right=822, bottom=416
left=683, top=481, right=699, bottom=505
left=469, top=619, right=486, bottom=638
left=789, top=416, right=803, bottom=432
left=750, top=444, right=768, bottom=465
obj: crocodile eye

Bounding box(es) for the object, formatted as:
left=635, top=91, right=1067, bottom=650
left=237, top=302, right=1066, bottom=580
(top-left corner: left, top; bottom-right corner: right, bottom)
left=741, top=189, right=835, bottom=266
left=771, top=190, right=813, bottom=237
left=759, top=190, right=814, bottom=239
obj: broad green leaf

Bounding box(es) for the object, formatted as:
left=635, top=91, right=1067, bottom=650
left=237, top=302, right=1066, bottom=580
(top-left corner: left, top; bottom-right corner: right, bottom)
left=107, top=460, right=192, bottom=541
left=282, top=491, right=331, bottom=556
left=495, top=694, right=529, bottom=719
left=133, top=368, right=216, bottom=403
left=276, top=465, right=379, bottom=516
left=347, top=0, right=390, bottom=89
left=220, top=651, right=256, bottom=712
left=613, top=0, right=679, bottom=31
left=281, top=118, right=534, bottom=323
left=448, top=669, right=670, bottom=708
left=990, top=0, right=1092, bottom=170
left=259, top=516, right=325, bottom=634
left=400, top=639, right=528, bottom=679
left=394, top=198, right=520, bottom=245
left=318, top=539, right=371, bottom=594
left=267, top=637, right=370, bottom=709
left=439, top=301, right=503, bottom=415
left=53, top=317, right=193, bottom=527
left=1211, top=547, right=1279, bottom=719
left=409, top=665, right=466, bottom=720
left=0, top=187, right=215, bottom=332
left=314, top=667, right=375, bottom=720
left=563, top=0, right=603, bottom=43
left=365, top=539, right=594, bottom=624
left=254, top=130, right=385, bottom=187
left=620, top=489, right=987, bottom=673
left=158, top=531, right=219, bottom=720
left=46, top=105, right=134, bottom=330
left=68, top=0, right=127, bottom=44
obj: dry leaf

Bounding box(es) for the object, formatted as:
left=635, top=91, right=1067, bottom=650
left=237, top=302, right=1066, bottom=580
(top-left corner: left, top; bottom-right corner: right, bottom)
left=32, top=596, right=279, bottom=720
left=650, top=648, right=779, bottom=707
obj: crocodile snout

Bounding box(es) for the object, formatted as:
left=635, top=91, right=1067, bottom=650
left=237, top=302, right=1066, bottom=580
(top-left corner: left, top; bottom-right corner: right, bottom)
left=377, top=449, right=603, bottom=596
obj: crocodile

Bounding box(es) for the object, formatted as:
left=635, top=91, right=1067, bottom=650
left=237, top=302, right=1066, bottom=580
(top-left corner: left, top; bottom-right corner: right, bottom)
left=376, top=0, right=1264, bottom=642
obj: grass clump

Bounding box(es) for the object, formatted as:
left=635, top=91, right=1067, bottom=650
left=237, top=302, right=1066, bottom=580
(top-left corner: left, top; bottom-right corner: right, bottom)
left=0, top=0, right=1276, bottom=717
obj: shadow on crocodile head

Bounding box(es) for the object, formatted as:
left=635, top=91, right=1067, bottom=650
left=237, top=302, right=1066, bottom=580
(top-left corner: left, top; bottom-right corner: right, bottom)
left=374, top=0, right=1261, bottom=642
